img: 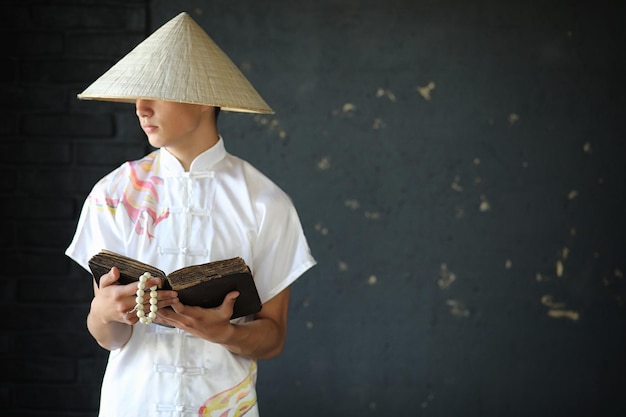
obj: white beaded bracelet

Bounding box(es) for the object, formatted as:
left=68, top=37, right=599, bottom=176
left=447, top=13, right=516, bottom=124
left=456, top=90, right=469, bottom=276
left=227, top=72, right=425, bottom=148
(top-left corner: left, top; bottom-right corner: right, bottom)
left=136, top=272, right=158, bottom=324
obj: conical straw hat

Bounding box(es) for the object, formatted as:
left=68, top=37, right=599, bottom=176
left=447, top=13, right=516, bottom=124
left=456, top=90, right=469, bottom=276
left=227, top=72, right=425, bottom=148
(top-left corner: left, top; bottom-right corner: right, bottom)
left=78, top=12, right=274, bottom=114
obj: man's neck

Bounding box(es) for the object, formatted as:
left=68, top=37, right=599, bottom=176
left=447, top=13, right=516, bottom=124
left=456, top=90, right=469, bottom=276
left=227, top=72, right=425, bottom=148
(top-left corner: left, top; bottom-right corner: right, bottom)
left=165, top=125, right=219, bottom=172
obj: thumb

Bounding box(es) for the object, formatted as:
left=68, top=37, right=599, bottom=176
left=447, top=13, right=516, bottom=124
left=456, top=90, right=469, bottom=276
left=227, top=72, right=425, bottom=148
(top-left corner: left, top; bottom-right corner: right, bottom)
left=99, top=267, right=120, bottom=288
left=226, top=291, right=240, bottom=303
left=222, top=291, right=240, bottom=308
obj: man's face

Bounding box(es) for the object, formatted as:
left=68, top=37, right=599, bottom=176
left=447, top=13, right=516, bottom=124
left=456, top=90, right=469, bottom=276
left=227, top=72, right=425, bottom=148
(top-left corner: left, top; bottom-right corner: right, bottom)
left=136, top=99, right=211, bottom=149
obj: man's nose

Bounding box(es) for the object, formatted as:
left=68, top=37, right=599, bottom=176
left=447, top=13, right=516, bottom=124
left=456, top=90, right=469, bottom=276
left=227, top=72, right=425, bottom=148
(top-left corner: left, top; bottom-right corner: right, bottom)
left=136, top=99, right=154, bottom=117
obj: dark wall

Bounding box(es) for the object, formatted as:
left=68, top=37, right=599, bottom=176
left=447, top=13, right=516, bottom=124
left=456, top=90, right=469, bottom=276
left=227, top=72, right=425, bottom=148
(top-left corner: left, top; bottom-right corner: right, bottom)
left=2, top=1, right=625, bottom=416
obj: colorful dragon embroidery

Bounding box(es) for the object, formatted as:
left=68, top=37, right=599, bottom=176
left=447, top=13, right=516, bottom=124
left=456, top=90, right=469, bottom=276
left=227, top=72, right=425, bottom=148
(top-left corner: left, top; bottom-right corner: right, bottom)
left=88, top=154, right=169, bottom=238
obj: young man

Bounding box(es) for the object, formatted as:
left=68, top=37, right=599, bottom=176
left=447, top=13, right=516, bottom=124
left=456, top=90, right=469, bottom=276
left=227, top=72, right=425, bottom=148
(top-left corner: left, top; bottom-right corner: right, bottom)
left=66, top=12, right=316, bottom=417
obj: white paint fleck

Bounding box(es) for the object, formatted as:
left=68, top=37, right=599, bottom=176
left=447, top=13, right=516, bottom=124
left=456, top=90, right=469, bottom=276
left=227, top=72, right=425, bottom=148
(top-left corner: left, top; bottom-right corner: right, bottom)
left=364, top=211, right=381, bottom=220
left=317, top=156, right=331, bottom=170
left=368, top=275, right=377, bottom=285
left=541, top=295, right=566, bottom=309
left=548, top=309, right=579, bottom=321
left=479, top=194, right=491, bottom=212
left=344, top=199, right=360, bottom=210
left=437, top=263, right=456, bottom=289
left=376, top=88, right=397, bottom=102
left=508, top=113, right=520, bottom=125
left=556, top=260, right=564, bottom=277
left=314, top=223, right=329, bottom=235
left=451, top=175, right=463, bottom=192
left=446, top=299, right=470, bottom=317
left=338, top=261, right=349, bottom=271
left=505, top=259, right=513, bottom=269
left=342, top=102, right=357, bottom=113
left=567, top=190, right=579, bottom=200
left=583, top=142, right=592, bottom=153
left=372, top=118, right=386, bottom=129
left=417, top=81, right=436, bottom=101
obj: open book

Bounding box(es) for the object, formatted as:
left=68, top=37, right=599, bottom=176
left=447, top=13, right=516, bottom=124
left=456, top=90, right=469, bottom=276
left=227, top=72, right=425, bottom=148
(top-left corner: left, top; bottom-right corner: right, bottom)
left=88, top=250, right=262, bottom=319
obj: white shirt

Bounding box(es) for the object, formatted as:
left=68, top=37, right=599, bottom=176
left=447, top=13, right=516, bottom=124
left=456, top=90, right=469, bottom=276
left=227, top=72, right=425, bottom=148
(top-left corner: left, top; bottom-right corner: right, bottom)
left=66, top=137, right=316, bottom=417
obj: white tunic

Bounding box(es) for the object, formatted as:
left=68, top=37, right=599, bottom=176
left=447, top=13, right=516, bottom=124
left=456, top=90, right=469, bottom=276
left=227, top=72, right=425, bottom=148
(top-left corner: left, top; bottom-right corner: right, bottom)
left=66, top=138, right=316, bottom=417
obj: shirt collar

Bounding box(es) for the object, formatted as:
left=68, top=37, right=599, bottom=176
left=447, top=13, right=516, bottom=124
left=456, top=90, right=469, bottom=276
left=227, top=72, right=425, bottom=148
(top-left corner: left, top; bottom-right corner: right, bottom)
left=158, top=136, right=227, bottom=176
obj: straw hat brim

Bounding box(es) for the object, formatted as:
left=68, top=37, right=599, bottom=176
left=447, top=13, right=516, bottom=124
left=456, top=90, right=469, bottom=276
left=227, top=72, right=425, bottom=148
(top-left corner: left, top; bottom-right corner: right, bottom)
left=78, top=12, right=274, bottom=115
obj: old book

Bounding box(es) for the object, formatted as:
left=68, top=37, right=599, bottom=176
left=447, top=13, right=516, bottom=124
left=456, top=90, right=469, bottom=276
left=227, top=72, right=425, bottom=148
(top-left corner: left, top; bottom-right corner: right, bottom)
left=88, top=250, right=262, bottom=319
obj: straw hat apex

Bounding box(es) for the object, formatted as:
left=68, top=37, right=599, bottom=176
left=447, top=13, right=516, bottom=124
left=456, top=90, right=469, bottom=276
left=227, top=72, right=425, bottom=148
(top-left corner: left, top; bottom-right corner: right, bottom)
left=78, top=12, right=274, bottom=114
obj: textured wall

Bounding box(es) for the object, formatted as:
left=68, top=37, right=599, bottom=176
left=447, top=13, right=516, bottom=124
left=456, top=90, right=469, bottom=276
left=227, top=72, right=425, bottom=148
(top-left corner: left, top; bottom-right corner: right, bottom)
left=2, top=0, right=625, bottom=416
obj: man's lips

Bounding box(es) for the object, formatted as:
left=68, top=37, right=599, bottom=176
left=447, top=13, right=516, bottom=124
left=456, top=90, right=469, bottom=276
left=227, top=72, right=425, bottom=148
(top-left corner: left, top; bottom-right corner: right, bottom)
left=142, top=125, right=157, bottom=133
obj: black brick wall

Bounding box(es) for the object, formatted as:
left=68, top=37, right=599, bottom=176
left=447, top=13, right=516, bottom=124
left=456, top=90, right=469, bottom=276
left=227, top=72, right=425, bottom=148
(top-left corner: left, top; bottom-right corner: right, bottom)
left=2, top=1, right=150, bottom=416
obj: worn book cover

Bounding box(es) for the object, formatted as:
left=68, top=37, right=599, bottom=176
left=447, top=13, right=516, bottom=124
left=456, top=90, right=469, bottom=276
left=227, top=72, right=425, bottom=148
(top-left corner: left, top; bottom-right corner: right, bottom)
left=88, top=250, right=262, bottom=319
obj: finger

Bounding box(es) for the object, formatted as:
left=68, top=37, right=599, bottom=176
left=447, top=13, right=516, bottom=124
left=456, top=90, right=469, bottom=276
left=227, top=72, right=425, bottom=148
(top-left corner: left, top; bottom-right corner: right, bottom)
left=222, top=291, right=239, bottom=309
left=168, top=299, right=185, bottom=315
left=124, top=309, right=139, bottom=325
left=99, top=267, right=120, bottom=288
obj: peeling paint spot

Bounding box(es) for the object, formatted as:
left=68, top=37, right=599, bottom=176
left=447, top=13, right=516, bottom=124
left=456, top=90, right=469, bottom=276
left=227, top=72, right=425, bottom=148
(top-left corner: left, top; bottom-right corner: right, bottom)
left=616, top=268, right=624, bottom=279
left=536, top=273, right=544, bottom=282
left=473, top=158, right=481, bottom=165
left=338, top=261, right=349, bottom=271
left=547, top=309, right=579, bottom=321
left=508, top=113, right=520, bottom=125
left=583, top=142, right=592, bottom=153
left=306, top=321, right=314, bottom=329
left=368, top=275, right=377, bottom=285
left=451, top=175, right=463, bottom=192
left=417, top=81, right=436, bottom=101
left=556, top=260, right=564, bottom=277
left=342, top=102, right=357, bottom=113
left=344, top=199, right=360, bottom=210
left=364, top=211, right=380, bottom=220
left=567, top=190, right=579, bottom=200
left=438, top=263, right=456, bottom=289
left=372, top=118, right=386, bottom=129
left=317, top=156, right=331, bottom=170
left=376, top=88, right=397, bottom=102
left=505, top=259, right=513, bottom=269
left=561, top=247, right=569, bottom=260
left=541, top=295, right=566, bottom=309
left=479, top=194, right=491, bottom=212
left=446, top=299, right=470, bottom=317
left=314, top=223, right=329, bottom=235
